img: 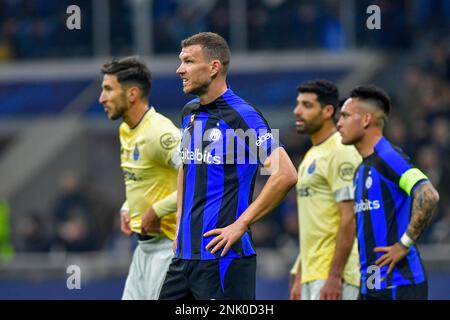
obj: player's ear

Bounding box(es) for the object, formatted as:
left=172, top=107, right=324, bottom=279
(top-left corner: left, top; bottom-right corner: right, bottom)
left=362, top=112, right=372, bottom=128
left=323, top=104, right=334, bottom=120
left=210, top=60, right=221, bottom=77
left=127, top=86, right=139, bottom=103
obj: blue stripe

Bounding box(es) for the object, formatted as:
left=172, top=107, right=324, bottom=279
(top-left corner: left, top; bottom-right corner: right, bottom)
left=181, top=137, right=196, bottom=259
left=367, top=168, right=389, bottom=289
left=181, top=113, right=207, bottom=259
left=219, top=258, right=233, bottom=293
left=392, top=286, right=397, bottom=300
left=241, top=232, right=256, bottom=256
left=375, top=137, right=412, bottom=177
left=355, top=166, right=367, bottom=294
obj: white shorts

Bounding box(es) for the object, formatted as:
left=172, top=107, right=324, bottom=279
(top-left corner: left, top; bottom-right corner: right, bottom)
left=122, top=236, right=173, bottom=300
left=301, top=279, right=359, bottom=300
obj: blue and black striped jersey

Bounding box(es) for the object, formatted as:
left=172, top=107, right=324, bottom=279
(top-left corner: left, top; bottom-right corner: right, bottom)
left=354, top=136, right=429, bottom=293
left=176, top=88, right=280, bottom=260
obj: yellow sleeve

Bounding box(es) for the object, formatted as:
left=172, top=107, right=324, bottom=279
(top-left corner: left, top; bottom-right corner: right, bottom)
left=153, top=190, right=178, bottom=218
left=150, top=122, right=182, bottom=169
left=326, top=146, right=361, bottom=200
left=290, top=253, right=302, bottom=275
left=120, top=200, right=129, bottom=212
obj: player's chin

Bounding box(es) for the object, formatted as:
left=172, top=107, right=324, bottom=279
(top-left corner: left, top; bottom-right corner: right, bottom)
left=340, top=134, right=352, bottom=145
left=295, top=125, right=306, bottom=134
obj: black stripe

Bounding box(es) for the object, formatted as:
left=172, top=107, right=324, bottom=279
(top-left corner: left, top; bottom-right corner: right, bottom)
left=372, top=151, right=402, bottom=185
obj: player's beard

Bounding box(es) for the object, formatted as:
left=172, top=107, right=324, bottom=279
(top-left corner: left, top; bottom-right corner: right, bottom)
left=296, top=117, right=324, bottom=135
left=109, top=96, right=128, bottom=120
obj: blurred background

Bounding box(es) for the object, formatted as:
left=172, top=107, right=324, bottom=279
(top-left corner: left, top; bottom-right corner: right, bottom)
left=0, top=0, right=449, bottom=299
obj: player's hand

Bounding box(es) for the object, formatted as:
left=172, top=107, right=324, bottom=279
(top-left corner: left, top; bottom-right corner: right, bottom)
left=203, top=220, right=248, bottom=257
left=374, top=243, right=409, bottom=275
left=289, top=273, right=302, bottom=300
left=320, top=275, right=342, bottom=300
left=120, top=210, right=133, bottom=236
left=141, top=206, right=161, bottom=234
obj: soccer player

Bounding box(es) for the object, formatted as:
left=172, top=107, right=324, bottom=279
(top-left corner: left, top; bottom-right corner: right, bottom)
left=158, top=32, right=297, bottom=300
left=289, top=80, right=361, bottom=300
left=337, top=85, right=440, bottom=300
left=99, top=56, right=181, bottom=299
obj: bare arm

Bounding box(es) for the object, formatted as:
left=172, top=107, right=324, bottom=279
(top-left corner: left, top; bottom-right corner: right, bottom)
left=375, top=180, right=439, bottom=274
left=329, top=201, right=356, bottom=277
left=205, top=147, right=297, bottom=255
left=406, top=181, right=440, bottom=241
left=239, top=147, right=297, bottom=226
left=320, top=200, right=356, bottom=299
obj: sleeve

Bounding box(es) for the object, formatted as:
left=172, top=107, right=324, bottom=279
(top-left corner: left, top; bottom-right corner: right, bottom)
left=326, top=146, right=361, bottom=202
left=239, top=109, right=282, bottom=166
left=399, top=168, right=429, bottom=196
left=378, top=145, right=429, bottom=196
left=290, top=253, right=302, bottom=275
left=120, top=200, right=129, bottom=212
left=153, top=190, right=177, bottom=218
left=152, top=122, right=182, bottom=169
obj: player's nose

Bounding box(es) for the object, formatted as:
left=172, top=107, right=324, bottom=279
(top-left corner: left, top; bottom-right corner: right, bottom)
left=176, top=64, right=185, bottom=75
left=99, top=93, right=107, bottom=104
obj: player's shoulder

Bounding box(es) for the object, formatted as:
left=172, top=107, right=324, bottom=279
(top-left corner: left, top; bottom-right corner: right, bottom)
left=374, top=137, right=412, bottom=169
left=223, top=90, right=259, bottom=115
left=118, top=121, right=128, bottom=136
left=324, top=132, right=360, bottom=158
left=181, top=98, right=200, bottom=118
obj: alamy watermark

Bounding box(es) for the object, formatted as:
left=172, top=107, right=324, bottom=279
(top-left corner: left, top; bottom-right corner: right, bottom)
left=66, top=5, right=81, bottom=30
left=180, top=121, right=280, bottom=176
left=66, top=265, right=81, bottom=290
left=366, top=5, right=381, bottom=30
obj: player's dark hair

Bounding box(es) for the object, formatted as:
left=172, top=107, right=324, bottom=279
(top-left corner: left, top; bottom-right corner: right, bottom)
left=101, top=56, right=151, bottom=98
left=297, top=80, right=339, bottom=116
left=349, top=85, right=391, bottom=116
left=181, top=32, right=230, bottom=75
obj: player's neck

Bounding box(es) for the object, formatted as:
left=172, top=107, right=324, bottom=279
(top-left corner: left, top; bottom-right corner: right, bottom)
left=124, top=101, right=149, bottom=129
left=199, top=78, right=228, bottom=105
left=310, top=121, right=336, bottom=146
left=356, top=130, right=383, bottom=158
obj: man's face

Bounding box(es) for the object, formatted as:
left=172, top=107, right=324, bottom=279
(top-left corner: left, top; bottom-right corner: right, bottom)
left=176, top=44, right=213, bottom=96
left=293, top=92, right=326, bottom=135
left=99, top=74, right=128, bottom=120
left=337, top=98, right=365, bottom=145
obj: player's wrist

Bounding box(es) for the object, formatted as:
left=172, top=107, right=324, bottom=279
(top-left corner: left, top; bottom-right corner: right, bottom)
left=399, top=232, right=414, bottom=249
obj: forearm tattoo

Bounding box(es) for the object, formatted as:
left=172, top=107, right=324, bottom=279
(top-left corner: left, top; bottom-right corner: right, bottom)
left=407, top=181, right=439, bottom=241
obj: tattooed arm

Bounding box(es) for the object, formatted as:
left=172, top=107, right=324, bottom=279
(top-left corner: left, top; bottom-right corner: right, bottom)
left=406, top=181, right=440, bottom=241
left=374, top=180, right=439, bottom=274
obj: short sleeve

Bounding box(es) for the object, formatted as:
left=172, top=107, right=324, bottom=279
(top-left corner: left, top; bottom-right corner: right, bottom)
left=326, top=146, right=361, bottom=202
left=238, top=109, right=282, bottom=166
left=151, top=122, right=182, bottom=169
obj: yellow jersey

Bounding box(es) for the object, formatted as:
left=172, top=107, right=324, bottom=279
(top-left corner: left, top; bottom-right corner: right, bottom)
left=292, top=131, right=361, bottom=286
left=119, top=107, right=180, bottom=240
